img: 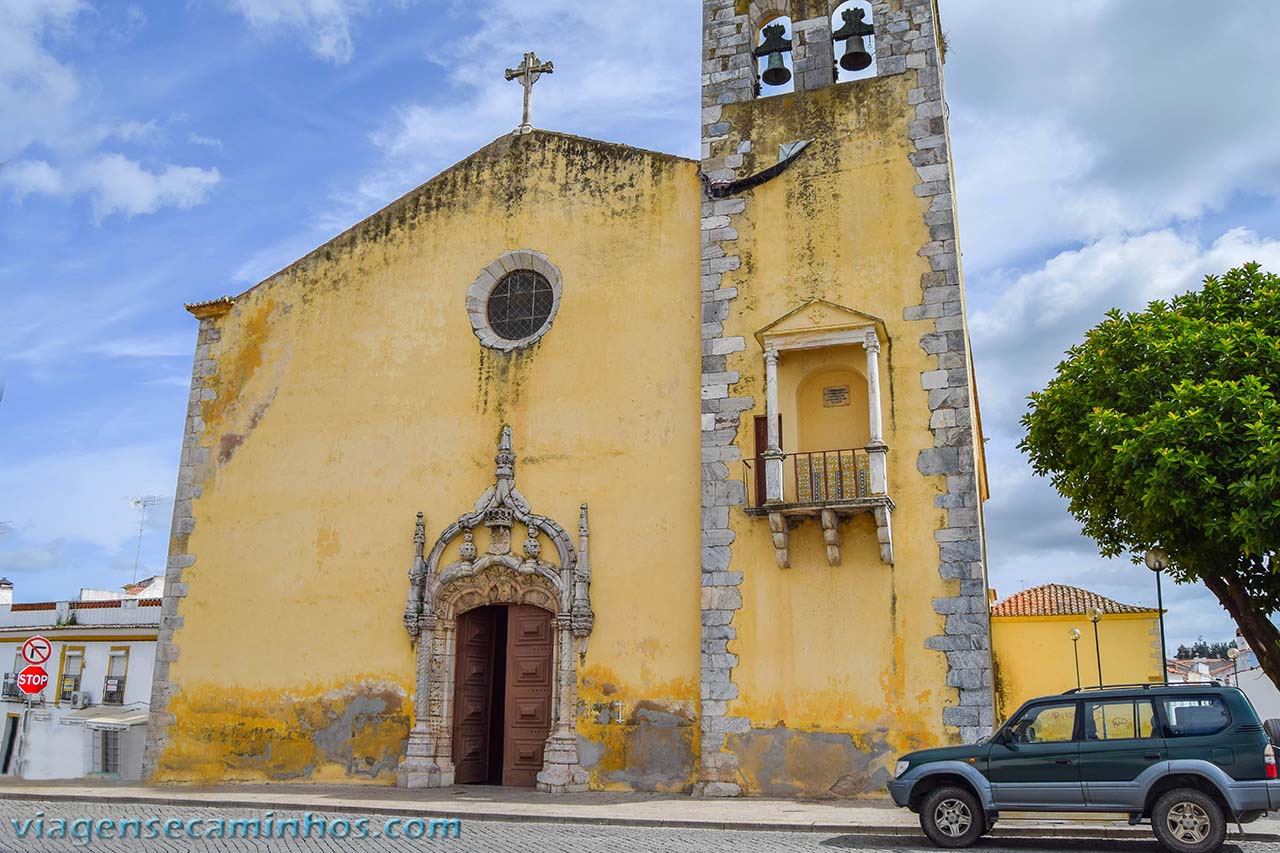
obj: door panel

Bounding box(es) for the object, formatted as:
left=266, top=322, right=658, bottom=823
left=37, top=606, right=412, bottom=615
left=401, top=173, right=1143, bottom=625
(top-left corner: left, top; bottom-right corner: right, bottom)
left=1079, top=697, right=1166, bottom=808
left=452, top=608, right=497, bottom=784
left=752, top=415, right=781, bottom=506
left=503, top=605, right=554, bottom=787
left=988, top=701, right=1084, bottom=808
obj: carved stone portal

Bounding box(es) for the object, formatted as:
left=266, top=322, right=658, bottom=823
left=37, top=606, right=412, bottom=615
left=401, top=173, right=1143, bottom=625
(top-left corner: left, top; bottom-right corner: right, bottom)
left=397, top=426, right=595, bottom=792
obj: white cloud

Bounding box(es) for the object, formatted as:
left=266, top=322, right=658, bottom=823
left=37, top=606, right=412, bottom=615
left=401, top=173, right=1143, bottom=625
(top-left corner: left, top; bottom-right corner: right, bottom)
left=78, top=154, right=221, bottom=219
left=187, top=131, right=223, bottom=149
left=0, top=159, right=64, bottom=197
left=1, top=154, right=221, bottom=221
left=224, top=0, right=406, bottom=63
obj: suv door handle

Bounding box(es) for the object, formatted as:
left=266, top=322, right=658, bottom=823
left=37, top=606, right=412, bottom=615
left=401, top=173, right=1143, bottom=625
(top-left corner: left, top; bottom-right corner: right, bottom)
left=1144, top=752, right=1162, bottom=761
left=1055, top=758, right=1073, bottom=765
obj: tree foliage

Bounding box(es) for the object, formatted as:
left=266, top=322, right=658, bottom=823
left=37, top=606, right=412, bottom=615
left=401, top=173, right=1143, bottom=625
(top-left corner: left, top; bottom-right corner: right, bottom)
left=1020, top=263, right=1280, bottom=684
left=1174, top=639, right=1237, bottom=660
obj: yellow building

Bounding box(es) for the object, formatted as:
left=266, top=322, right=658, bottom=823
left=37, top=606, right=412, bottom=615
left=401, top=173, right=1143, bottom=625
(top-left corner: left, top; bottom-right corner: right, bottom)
left=990, top=584, right=1164, bottom=722
left=143, top=0, right=994, bottom=798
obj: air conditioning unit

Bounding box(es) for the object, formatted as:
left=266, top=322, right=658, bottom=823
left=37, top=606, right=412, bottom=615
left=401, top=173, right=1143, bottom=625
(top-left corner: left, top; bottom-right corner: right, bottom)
left=69, top=691, right=91, bottom=710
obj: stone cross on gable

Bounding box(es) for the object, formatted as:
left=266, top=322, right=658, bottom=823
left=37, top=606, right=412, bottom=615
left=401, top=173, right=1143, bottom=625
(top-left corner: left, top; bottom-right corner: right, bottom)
left=504, top=51, right=554, bottom=135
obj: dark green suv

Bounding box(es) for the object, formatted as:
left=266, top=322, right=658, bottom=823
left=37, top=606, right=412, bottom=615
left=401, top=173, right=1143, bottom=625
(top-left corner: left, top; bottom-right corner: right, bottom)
left=888, top=684, right=1278, bottom=852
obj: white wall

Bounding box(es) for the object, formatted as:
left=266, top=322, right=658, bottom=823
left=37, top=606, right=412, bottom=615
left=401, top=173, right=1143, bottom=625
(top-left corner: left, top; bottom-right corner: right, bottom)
left=1237, top=666, right=1280, bottom=722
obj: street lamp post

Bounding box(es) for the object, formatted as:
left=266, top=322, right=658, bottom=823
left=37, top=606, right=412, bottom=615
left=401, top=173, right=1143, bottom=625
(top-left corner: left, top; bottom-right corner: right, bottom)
left=1145, top=547, right=1170, bottom=683
left=1069, top=628, right=1082, bottom=689
left=1228, top=647, right=1240, bottom=687
left=1088, top=607, right=1104, bottom=687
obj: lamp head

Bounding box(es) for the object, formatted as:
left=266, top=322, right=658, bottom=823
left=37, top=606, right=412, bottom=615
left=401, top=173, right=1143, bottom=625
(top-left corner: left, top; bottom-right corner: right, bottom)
left=1144, top=547, right=1170, bottom=572
left=1087, top=607, right=1103, bottom=623
left=1068, top=628, right=1082, bottom=641
left=1228, top=647, right=1239, bottom=661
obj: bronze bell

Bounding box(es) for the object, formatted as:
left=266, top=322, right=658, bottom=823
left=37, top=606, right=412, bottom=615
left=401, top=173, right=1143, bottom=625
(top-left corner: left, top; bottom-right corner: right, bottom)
left=762, top=52, right=792, bottom=87
left=840, top=34, right=873, bottom=71
left=833, top=7, right=875, bottom=72
left=754, top=22, right=793, bottom=88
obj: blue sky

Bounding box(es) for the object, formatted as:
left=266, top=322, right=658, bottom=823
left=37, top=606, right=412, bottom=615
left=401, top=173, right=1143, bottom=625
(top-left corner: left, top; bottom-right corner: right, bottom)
left=1, top=0, right=1278, bottom=649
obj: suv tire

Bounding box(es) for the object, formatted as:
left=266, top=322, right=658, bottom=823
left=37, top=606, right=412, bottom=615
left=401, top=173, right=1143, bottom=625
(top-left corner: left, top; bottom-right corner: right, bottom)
left=1151, top=788, right=1227, bottom=853
left=920, top=785, right=984, bottom=848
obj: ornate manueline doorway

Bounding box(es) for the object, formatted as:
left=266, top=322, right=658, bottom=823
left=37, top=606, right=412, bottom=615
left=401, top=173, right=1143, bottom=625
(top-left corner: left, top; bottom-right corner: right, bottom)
left=396, top=427, right=594, bottom=792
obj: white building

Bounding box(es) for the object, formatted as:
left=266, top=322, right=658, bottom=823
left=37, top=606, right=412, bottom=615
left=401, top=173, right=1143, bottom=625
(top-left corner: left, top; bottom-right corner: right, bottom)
left=1231, top=633, right=1280, bottom=722
left=0, top=579, right=159, bottom=780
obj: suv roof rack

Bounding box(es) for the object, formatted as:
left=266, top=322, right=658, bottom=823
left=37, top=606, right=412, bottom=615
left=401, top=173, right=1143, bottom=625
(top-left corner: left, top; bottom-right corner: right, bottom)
left=1064, top=681, right=1229, bottom=693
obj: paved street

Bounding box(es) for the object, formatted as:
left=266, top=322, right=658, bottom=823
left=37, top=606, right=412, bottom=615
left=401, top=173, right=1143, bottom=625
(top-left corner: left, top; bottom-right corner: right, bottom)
left=1, top=803, right=1280, bottom=853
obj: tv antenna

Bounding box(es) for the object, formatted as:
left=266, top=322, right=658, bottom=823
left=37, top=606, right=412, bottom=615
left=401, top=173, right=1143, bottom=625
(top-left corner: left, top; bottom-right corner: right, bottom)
left=129, top=496, right=162, bottom=584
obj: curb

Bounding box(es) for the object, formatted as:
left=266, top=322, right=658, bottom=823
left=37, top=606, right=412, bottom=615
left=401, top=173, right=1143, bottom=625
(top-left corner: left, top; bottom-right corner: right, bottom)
left=1, top=790, right=1278, bottom=841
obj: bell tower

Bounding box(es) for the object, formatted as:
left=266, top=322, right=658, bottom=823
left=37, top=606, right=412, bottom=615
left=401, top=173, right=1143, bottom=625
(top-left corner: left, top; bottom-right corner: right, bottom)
left=696, top=0, right=995, bottom=798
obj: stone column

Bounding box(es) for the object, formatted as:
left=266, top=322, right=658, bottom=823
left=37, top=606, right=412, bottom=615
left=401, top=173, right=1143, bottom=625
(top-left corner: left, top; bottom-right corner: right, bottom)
left=537, top=613, right=588, bottom=793
left=864, top=330, right=888, bottom=495
left=763, top=347, right=784, bottom=503
left=397, top=615, right=445, bottom=788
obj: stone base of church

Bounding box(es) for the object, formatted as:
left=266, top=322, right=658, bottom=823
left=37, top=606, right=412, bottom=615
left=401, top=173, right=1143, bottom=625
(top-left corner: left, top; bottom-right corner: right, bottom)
left=691, top=782, right=741, bottom=798
left=396, top=758, right=454, bottom=789
left=535, top=731, right=588, bottom=793
left=535, top=763, right=589, bottom=794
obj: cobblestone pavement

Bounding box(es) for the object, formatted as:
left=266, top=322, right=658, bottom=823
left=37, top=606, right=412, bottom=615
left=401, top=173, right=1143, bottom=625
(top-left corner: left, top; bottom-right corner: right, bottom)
left=1, top=803, right=1280, bottom=853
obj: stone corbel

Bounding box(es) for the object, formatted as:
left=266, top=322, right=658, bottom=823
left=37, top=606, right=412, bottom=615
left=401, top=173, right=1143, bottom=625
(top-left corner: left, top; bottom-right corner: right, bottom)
left=820, top=509, right=843, bottom=567
left=874, top=505, right=895, bottom=565
left=768, top=511, right=803, bottom=569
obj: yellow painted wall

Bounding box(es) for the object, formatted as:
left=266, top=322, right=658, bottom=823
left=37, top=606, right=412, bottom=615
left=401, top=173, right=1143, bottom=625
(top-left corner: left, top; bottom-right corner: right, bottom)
left=991, top=613, right=1164, bottom=722
left=713, top=78, right=982, bottom=796
left=156, top=132, right=705, bottom=788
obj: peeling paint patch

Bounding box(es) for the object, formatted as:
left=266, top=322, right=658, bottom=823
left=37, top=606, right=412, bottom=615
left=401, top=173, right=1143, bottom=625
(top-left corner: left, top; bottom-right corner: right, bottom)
left=726, top=726, right=894, bottom=799
left=578, top=700, right=697, bottom=793
left=576, top=668, right=699, bottom=793
left=155, top=679, right=409, bottom=784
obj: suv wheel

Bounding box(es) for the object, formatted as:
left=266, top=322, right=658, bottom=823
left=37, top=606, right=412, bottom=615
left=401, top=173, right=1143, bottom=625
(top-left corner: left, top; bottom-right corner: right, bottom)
left=920, top=785, right=984, bottom=848
left=1151, top=788, right=1227, bottom=853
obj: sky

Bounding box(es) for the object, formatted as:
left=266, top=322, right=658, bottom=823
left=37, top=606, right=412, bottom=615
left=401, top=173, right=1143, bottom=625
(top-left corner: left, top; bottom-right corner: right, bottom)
left=1, top=0, right=1278, bottom=650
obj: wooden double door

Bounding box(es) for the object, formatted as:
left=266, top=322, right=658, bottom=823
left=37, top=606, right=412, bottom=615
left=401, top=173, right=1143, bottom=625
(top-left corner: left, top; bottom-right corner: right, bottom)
left=451, top=604, right=554, bottom=787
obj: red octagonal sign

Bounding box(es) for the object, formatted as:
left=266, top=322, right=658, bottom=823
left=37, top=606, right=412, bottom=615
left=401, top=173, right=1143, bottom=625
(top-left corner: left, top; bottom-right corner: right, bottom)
left=17, top=665, right=48, bottom=696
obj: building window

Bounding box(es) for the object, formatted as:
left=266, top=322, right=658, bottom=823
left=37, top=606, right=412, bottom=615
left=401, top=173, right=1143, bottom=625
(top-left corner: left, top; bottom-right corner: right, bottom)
left=58, top=648, right=84, bottom=703
left=94, top=729, right=120, bottom=775
left=465, top=250, right=564, bottom=352
left=487, top=271, right=555, bottom=342
left=103, top=648, right=129, bottom=706
left=1, top=653, right=21, bottom=701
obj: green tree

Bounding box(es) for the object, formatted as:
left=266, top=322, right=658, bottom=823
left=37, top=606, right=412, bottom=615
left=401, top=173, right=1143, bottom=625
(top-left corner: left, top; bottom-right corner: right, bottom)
left=1020, top=263, right=1280, bottom=686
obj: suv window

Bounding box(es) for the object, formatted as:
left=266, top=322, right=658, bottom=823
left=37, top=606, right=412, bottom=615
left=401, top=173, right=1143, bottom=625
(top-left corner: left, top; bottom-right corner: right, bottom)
left=1160, top=696, right=1231, bottom=737
left=1084, top=698, right=1157, bottom=740
left=1009, top=702, right=1077, bottom=744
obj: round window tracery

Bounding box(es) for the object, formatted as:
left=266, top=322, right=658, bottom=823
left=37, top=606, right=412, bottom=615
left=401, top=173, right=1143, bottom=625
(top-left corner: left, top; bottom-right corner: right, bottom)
left=487, top=270, right=554, bottom=342
left=465, top=250, right=563, bottom=352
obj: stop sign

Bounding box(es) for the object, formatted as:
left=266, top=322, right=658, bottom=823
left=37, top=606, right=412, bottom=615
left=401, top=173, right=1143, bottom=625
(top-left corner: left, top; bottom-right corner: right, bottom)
left=16, top=665, right=48, bottom=696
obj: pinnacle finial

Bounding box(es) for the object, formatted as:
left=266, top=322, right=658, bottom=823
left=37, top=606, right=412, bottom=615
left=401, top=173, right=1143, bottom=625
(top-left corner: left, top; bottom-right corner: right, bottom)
left=495, top=425, right=516, bottom=482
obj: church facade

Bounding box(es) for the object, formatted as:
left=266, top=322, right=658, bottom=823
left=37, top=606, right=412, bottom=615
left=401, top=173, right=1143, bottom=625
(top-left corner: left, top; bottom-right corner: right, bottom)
left=145, top=0, right=993, bottom=798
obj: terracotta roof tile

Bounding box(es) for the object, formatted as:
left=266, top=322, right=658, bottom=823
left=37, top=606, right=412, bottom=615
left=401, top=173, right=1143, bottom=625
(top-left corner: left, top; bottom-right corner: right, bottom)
left=991, top=583, right=1156, bottom=618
